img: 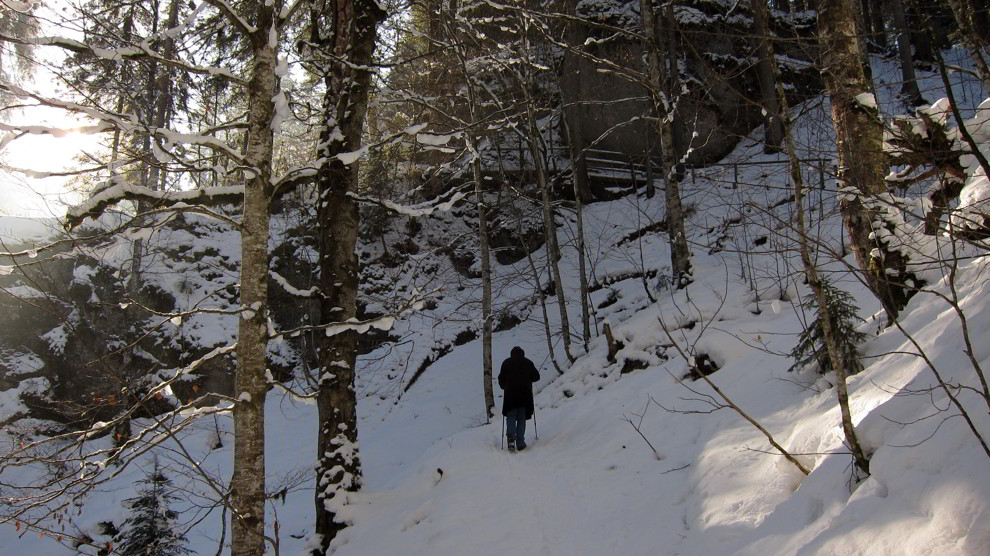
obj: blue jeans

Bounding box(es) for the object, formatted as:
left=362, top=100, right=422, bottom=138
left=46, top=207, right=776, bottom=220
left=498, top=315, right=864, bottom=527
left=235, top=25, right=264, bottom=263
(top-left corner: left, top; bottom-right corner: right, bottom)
left=505, top=407, right=528, bottom=449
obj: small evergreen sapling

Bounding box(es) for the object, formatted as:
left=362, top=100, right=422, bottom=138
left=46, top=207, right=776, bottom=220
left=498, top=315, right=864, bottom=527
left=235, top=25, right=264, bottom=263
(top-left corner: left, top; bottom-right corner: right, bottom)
left=790, top=280, right=869, bottom=375
left=114, top=460, right=191, bottom=556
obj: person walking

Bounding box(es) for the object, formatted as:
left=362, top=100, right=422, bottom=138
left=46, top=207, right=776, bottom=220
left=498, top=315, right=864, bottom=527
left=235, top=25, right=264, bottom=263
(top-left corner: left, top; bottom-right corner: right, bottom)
left=498, top=346, right=540, bottom=452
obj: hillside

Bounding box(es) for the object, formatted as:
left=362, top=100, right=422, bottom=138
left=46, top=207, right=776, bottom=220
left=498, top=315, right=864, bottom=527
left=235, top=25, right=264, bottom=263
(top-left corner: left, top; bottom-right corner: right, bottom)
left=2, top=53, right=990, bottom=555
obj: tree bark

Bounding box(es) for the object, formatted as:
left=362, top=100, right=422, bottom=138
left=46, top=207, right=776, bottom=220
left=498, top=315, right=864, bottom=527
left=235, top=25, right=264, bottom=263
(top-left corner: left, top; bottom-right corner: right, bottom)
left=311, top=0, right=385, bottom=552
left=476, top=172, right=496, bottom=419
left=129, top=0, right=182, bottom=299
left=561, top=0, right=594, bottom=204
left=816, top=0, right=916, bottom=323
left=867, top=0, right=886, bottom=49
left=528, top=103, right=576, bottom=362
left=905, top=0, right=933, bottom=62
left=447, top=8, right=496, bottom=420
left=572, top=171, right=592, bottom=352
left=516, top=16, right=576, bottom=363
left=758, top=10, right=871, bottom=476
left=786, top=98, right=871, bottom=479
left=890, top=0, right=925, bottom=107
left=560, top=0, right=593, bottom=350
left=751, top=0, right=785, bottom=152
left=639, top=0, right=692, bottom=288
left=231, top=4, right=279, bottom=555
left=468, top=134, right=495, bottom=419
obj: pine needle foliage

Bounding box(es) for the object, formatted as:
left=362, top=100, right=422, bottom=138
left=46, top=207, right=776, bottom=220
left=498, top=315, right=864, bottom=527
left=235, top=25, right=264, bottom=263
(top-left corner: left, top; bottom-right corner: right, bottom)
left=789, top=279, right=870, bottom=375
left=114, top=460, right=191, bottom=556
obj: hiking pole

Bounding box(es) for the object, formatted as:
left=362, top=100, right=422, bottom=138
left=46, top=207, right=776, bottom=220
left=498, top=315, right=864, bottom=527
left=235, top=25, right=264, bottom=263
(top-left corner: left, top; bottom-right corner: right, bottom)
left=533, top=407, right=538, bottom=441
left=501, top=415, right=505, bottom=450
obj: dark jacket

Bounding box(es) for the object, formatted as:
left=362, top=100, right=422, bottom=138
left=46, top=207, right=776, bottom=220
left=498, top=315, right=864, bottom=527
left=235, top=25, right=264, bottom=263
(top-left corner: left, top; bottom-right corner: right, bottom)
left=498, top=347, right=540, bottom=419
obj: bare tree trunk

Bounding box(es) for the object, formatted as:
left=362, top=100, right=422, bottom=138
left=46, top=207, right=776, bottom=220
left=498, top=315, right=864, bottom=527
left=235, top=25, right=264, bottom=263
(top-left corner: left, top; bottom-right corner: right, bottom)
left=447, top=13, right=496, bottom=420
left=751, top=0, right=785, bottom=152
left=561, top=0, right=594, bottom=204
left=466, top=78, right=495, bottom=423
left=753, top=12, right=871, bottom=476
left=311, top=0, right=385, bottom=552
left=129, top=0, right=182, bottom=300
left=529, top=111, right=576, bottom=363
left=868, top=0, right=887, bottom=50
left=817, top=0, right=917, bottom=323
left=572, top=178, right=592, bottom=352
left=468, top=135, right=495, bottom=419
left=515, top=19, right=575, bottom=363
left=905, top=0, right=933, bottom=63
left=231, top=5, right=279, bottom=555
left=859, top=0, right=886, bottom=51
left=639, top=0, right=692, bottom=288
left=476, top=171, right=496, bottom=418
left=560, top=0, right=593, bottom=350
left=519, top=214, right=565, bottom=375
left=890, top=0, right=925, bottom=107
left=784, top=98, right=871, bottom=479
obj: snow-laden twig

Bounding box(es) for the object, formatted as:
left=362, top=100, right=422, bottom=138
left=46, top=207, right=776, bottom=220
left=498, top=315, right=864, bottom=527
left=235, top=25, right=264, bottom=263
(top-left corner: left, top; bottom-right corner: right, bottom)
left=347, top=187, right=469, bottom=217
left=0, top=32, right=245, bottom=85
left=66, top=184, right=244, bottom=229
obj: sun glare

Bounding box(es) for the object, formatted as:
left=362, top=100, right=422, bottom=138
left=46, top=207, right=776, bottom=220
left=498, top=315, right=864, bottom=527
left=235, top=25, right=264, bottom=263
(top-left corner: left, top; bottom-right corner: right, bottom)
left=0, top=111, right=102, bottom=217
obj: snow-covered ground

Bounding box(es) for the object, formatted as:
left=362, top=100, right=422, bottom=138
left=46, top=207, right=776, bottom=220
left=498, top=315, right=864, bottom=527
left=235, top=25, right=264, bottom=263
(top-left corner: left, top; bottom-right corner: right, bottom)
left=2, top=54, right=989, bottom=555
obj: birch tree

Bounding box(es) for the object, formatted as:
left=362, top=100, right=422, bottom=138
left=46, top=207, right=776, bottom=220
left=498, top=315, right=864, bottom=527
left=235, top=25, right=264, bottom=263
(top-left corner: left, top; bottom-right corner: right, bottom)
left=0, top=1, right=296, bottom=553
left=816, top=0, right=920, bottom=323
left=638, top=0, right=692, bottom=289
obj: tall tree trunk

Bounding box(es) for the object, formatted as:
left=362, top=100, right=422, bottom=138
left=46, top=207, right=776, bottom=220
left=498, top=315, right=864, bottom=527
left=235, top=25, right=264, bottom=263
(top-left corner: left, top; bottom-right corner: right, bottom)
left=129, top=0, right=182, bottom=299
left=311, top=0, right=385, bottom=552
left=751, top=0, right=785, bottom=152
left=890, top=0, right=925, bottom=107
left=519, top=215, right=565, bottom=376
left=816, top=0, right=917, bottom=323
left=561, top=0, right=592, bottom=350
left=516, top=15, right=576, bottom=363
left=476, top=171, right=495, bottom=419
left=858, top=0, right=885, bottom=51
left=467, top=133, right=494, bottom=419
left=754, top=5, right=871, bottom=477
left=527, top=102, right=576, bottom=362
left=447, top=9, right=496, bottom=420
left=905, top=0, right=933, bottom=62
left=561, top=0, right=594, bottom=204
left=781, top=86, right=872, bottom=481
left=639, top=0, right=692, bottom=288
left=231, top=4, right=279, bottom=555
left=866, top=0, right=886, bottom=50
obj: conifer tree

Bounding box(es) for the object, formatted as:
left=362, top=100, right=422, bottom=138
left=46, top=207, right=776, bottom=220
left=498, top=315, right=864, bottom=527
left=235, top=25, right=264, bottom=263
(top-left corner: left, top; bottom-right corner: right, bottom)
left=790, top=279, right=869, bottom=375
left=114, top=461, right=191, bottom=556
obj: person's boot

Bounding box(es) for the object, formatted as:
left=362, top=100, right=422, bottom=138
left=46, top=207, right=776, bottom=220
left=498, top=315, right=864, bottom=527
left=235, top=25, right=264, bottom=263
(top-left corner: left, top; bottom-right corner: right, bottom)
left=506, top=435, right=516, bottom=452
